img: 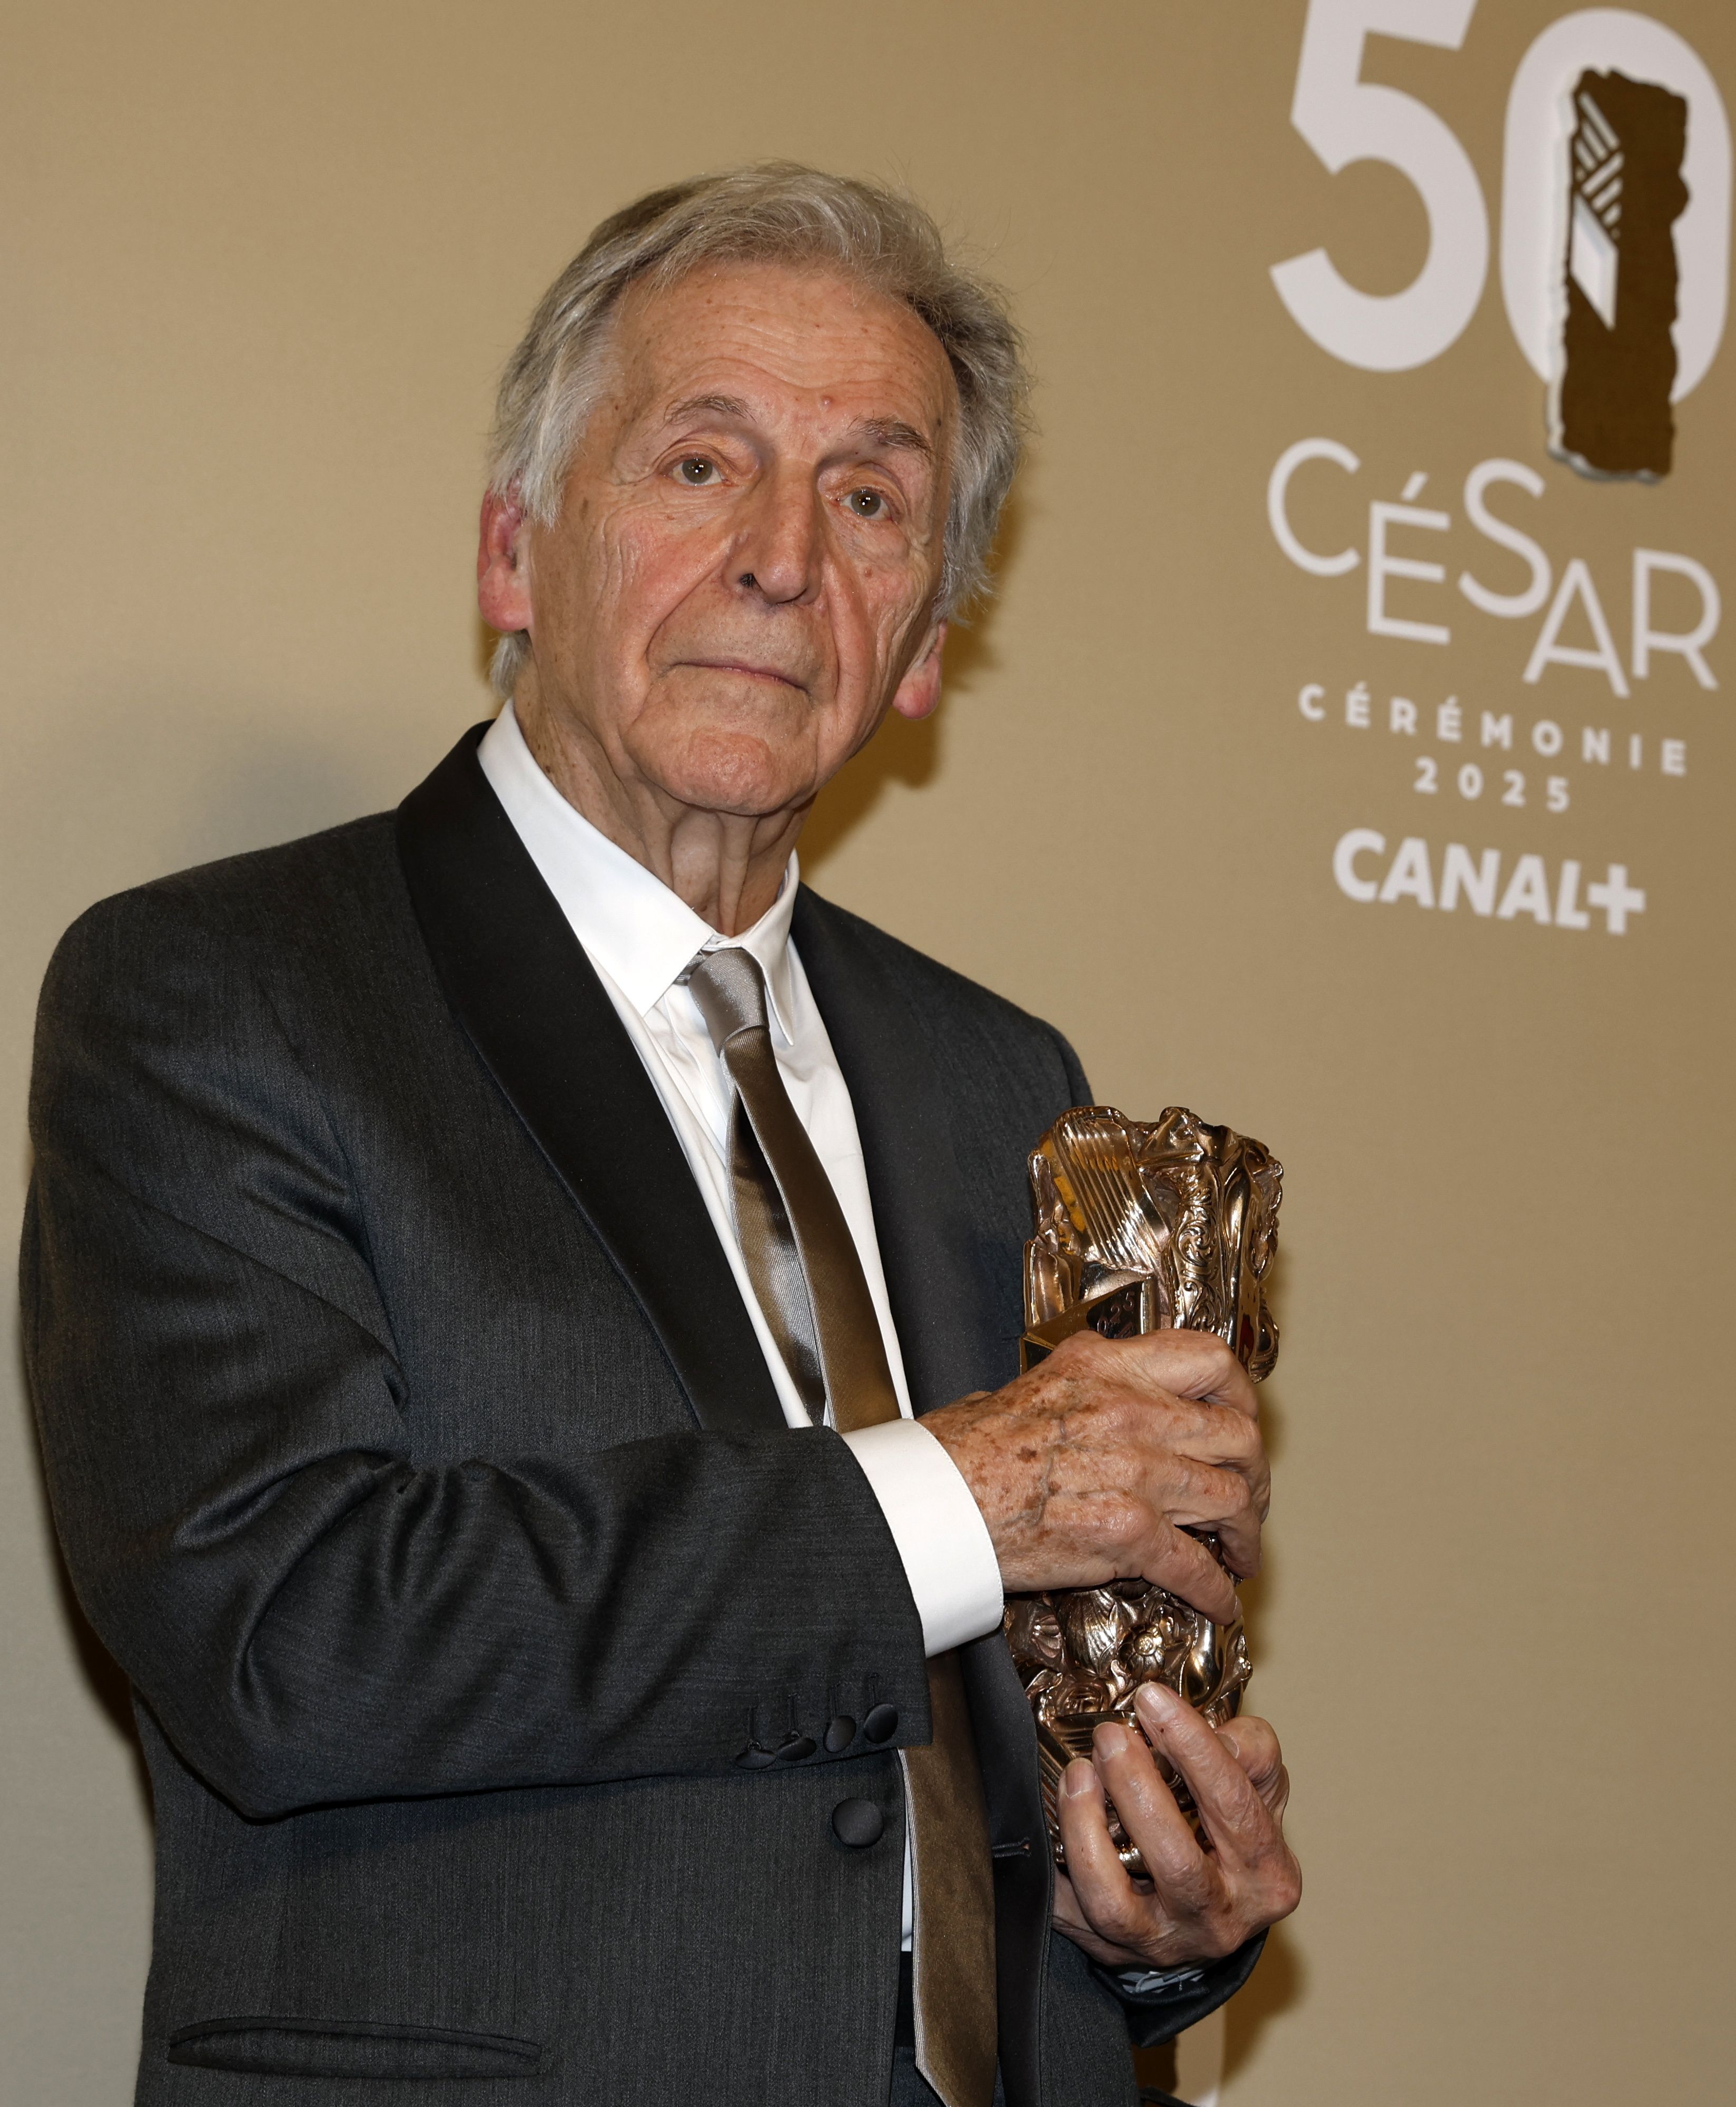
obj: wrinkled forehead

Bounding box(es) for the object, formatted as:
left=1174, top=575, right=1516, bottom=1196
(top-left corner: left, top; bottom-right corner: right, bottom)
left=597, top=259, right=960, bottom=458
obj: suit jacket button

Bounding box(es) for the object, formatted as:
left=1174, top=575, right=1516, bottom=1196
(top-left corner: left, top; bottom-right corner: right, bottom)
left=735, top=1742, right=778, bottom=1769
left=776, top=1734, right=817, bottom=1762
left=824, top=1715, right=856, bottom=1753
left=862, top=1703, right=899, bottom=1744
left=831, top=1798, right=885, bottom=1848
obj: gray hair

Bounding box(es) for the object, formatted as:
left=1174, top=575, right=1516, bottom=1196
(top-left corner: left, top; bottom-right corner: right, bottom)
left=484, top=163, right=1029, bottom=698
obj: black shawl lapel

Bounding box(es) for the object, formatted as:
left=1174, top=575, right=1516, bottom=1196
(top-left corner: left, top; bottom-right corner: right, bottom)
left=791, top=887, right=1053, bottom=2107
left=396, top=725, right=785, bottom=1439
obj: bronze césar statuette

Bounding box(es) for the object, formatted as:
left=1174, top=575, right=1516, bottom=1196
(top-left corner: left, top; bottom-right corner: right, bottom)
left=1003, top=1105, right=1283, bottom=1876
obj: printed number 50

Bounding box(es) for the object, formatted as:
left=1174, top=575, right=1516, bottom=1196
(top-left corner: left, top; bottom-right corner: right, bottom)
left=1273, top=2, right=1731, bottom=383
left=1271, top=0, right=1487, bottom=373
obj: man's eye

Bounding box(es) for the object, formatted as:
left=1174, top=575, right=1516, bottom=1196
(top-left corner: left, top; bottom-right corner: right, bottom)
left=846, top=488, right=886, bottom=518
left=677, top=457, right=721, bottom=485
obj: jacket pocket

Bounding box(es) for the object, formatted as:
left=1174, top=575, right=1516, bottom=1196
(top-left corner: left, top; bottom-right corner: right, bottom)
left=166, top=2016, right=544, bottom=2079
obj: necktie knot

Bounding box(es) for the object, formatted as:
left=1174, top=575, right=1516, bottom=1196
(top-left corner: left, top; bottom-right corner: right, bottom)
left=685, top=944, right=769, bottom=1054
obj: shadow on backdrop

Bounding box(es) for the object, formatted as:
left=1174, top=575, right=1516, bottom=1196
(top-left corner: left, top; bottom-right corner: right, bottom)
left=1222, top=1919, right=1306, bottom=2086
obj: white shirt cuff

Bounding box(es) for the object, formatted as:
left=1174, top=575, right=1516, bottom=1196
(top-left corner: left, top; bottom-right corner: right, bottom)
left=840, top=1418, right=1005, bottom=1657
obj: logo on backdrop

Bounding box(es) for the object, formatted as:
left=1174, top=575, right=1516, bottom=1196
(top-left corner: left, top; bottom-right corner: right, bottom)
left=1266, top=2, right=1729, bottom=936
left=1554, top=69, right=1690, bottom=479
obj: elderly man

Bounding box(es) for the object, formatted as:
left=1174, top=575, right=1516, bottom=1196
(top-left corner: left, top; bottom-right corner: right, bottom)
left=25, top=167, right=1298, bottom=2107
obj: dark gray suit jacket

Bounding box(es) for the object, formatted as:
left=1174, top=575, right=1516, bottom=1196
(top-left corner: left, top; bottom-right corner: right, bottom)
left=23, top=728, right=1258, bottom=2105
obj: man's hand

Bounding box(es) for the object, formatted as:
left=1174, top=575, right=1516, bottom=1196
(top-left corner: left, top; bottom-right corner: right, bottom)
left=1052, top=1681, right=1300, bottom=1970
left=923, top=1328, right=1267, bottom=1623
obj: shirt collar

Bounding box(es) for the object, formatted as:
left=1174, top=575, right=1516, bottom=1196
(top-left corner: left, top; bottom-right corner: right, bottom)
left=477, top=701, right=802, bottom=1037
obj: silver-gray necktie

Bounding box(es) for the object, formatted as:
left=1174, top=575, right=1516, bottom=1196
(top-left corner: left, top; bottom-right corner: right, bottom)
left=686, top=946, right=998, bottom=2107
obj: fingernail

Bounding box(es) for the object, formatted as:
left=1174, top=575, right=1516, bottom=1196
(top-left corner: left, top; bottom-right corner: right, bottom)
left=1094, top=1722, right=1129, bottom=1759
left=1062, top=1758, right=1097, bottom=1800
left=1136, top=1682, right=1176, bottom=1723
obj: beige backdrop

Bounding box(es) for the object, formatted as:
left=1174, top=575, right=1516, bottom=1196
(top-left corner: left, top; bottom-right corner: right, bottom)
left=5, top=3, right=1732, bottom=2102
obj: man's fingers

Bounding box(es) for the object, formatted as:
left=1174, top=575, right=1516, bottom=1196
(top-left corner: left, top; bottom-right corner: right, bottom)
left=1163, top=1458, right=1262, bottom=1580
left=1053, top=1759, right=1132, bottom=1924
left=1142, top=1521, right=1241, bottom=1623
left=1055, top=1755, right=1180, bottom=1957
left=1192, top=1404, right=1271, bottom=1522
left=1112, top=1437, right=1260, bottom=1576
left=1158, top=1397, right=1271, bottom=1515
left=1122, top=1328, right=1261, bottom=1421
left=1049, top=1708, right=1302, bottom=1972
left=1087, top=1721, right=1212, bottom=1905
left=1215, top=1715, right=1290, bottom=1817
left=1049, top=1867, right=1136, bottom=1970
left=1133, top=1685, right=1277, bottom=1864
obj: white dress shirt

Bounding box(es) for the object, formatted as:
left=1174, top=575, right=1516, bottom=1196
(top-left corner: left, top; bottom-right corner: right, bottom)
left=478, top=704, right=1005, bottom=1657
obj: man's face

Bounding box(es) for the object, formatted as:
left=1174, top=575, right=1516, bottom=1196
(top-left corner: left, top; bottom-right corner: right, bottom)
left=488, top=261, right=957, bottom=822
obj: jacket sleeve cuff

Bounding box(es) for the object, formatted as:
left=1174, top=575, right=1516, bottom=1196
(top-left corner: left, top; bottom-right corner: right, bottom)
left=838, top=1419, right=1004, bottom=1656
left=1098, top=1931, right=1267, bottom=2049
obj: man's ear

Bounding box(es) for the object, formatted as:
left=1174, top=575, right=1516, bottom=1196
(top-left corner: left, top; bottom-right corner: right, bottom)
left=891, top=622, right=946, bottom=721
left=477, top=492, right=534, bottom=635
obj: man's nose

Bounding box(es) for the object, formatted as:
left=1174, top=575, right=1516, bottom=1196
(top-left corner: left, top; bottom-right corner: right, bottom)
left=731, top=467, right=822, bottom=606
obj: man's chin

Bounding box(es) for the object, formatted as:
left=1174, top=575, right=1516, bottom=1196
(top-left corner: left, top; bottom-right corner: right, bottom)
left=647, top=732, right=819, bottom=823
